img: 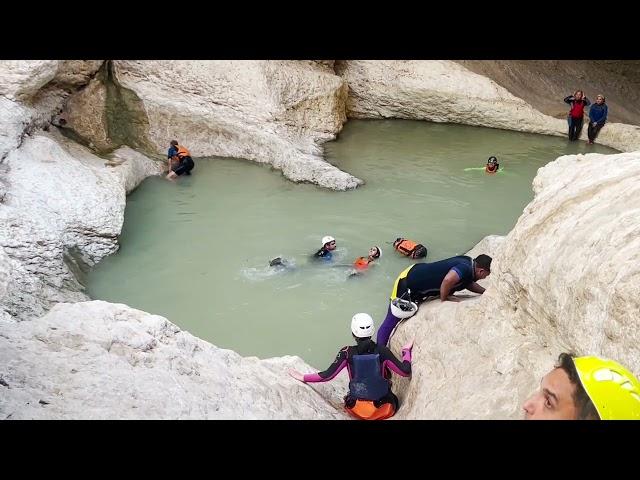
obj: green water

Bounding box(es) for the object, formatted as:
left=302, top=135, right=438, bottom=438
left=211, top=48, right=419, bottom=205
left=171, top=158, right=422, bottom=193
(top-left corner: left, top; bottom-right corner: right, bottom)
left=86, top=120, right=617, bottom=368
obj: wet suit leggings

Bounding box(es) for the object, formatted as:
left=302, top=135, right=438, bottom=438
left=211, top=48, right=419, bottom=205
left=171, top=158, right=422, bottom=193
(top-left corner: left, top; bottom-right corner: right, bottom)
left=568, top=117, right=583, bottom=141
left=377, top=304, right=400, bottom=347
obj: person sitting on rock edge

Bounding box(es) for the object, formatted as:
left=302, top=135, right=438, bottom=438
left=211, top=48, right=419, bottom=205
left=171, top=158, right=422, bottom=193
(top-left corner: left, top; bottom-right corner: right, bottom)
left=288, top=313, right=413, bottom=420
left=587, top=94, right=608, bottom=145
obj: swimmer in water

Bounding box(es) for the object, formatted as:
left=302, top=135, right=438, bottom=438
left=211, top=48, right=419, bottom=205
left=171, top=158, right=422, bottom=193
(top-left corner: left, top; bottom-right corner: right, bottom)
left=485, top=156, right=499, bottom=174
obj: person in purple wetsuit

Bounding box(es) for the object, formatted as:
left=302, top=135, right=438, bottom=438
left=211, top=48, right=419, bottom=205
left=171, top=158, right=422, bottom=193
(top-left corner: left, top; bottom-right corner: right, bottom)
left=288, top=313, right=413, bottom=420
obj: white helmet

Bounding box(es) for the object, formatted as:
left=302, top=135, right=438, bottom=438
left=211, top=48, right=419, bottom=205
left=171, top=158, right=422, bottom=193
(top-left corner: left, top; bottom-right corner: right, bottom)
left=322, top=235, right=335, bottom=246
left=390, top=298, right=418, bottom=319
left=351, top=313, right=375, bottom=338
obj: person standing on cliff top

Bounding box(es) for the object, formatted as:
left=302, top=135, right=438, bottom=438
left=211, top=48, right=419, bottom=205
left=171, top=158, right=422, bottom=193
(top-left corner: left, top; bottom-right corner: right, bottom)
left=166, top=140, right=195, bottom=180
left=523, top=353, right=640, bottom=420
left=587, top=94, right=608, bottom=145
left=564, top=91, right=590, bottom=141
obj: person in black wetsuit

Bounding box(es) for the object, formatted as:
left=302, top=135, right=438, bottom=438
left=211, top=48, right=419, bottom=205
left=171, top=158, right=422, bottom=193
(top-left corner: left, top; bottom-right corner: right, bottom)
left=312, top=235, right=337, bottom=261
left=268, top=235, right=337, bottom=270
left=377, top=253, right=492, bottom=346
left=288, top=313, right=413, bottom=420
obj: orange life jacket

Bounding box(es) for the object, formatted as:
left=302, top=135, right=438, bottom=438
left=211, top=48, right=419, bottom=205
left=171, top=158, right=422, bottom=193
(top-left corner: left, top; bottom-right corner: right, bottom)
left=346, top=400, right=395, bottom=420
left=393, top=238, right=427, bottom=259
left=353, top=257, right=370, bottom=270
left=177, top=145, right=191, bottom=159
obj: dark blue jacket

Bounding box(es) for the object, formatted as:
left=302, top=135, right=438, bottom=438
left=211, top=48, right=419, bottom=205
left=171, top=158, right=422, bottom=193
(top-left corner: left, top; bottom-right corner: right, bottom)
left=589, top=103, right=608, bottom=125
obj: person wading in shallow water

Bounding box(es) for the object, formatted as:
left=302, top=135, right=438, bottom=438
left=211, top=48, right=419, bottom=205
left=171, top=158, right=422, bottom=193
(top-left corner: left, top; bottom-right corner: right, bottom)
left=166, top=140, right=195, bottom=180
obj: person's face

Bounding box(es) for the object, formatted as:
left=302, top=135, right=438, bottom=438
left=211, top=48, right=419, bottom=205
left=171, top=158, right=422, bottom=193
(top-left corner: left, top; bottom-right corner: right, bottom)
left=368, top=247, right=378, bottom=258
left=575, top=91, right=583, bottom=100
left=596, top=96, right=604, bottom=104
left=475, top=267, right=490, bottom=280
left=325, top=241, right=336, bottom=251
left=522, top=368, right=578, bottom=420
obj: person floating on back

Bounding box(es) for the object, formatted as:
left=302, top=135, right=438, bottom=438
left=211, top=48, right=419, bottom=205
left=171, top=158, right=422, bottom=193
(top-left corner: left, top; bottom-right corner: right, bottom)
left=587, top=94, right=608, bottom=145
left=485, top=156, right=499, bottom=174
left=353, top=246, right=381, bottom=271
left=313, top=235, right=336, bottom=261
left=288, top=313, right=413, bottom=420
left=523, top=353, right=640, bottom=420
left=392, top=238, right=427, bottom=259
left=166, top=140, right=195, bottom=180
left=377, top=253, right=492, bottom=346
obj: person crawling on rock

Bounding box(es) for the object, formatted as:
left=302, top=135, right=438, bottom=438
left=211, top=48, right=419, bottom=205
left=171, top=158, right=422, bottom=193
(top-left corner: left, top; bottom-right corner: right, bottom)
left=376, top=254, right=492, bottom=346
left=288, top=313, right=413, bottom=420
left=166, top=140, right=195, bottom=180
left=523, top=352, right=640, bottom=420
left=485, top=156, right=499, bottom=174
left=312, top=235, right=337, bottom=261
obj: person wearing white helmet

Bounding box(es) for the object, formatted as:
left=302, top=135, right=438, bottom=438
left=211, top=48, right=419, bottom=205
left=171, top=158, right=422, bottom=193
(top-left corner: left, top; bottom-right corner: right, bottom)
left=312, top=235, right=337, bottom=261
left=523, top=352, right=640, bottom=420
left=288, top=313, right=414, bottom=420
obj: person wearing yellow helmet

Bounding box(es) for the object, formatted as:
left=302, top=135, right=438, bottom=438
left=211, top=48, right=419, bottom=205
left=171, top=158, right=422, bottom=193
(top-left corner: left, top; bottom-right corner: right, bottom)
left=523, top=352, right=640, bottom=420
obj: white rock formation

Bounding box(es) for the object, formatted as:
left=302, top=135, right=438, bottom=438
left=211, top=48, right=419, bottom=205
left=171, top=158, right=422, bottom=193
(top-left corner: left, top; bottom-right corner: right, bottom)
left=2, top=60, right=640, bottom=420
left=0, top=301, right=348, bottom=419
left=0, top=61, right=60, bottom=101
left=336, top=60, right=640, bottom=153
left=0, top=60, right=104, bottom=161
left=110, top=60, right=361, bottom=190
left=389, top=151, right=640, bottom=419
left=0, top=132, right=162, bottom=320
left=51, top=61, right=103, bottom=88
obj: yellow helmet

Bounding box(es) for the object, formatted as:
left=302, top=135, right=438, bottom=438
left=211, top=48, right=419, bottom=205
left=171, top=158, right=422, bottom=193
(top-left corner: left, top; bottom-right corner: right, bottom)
left=573, top=356, right=640, bottom=420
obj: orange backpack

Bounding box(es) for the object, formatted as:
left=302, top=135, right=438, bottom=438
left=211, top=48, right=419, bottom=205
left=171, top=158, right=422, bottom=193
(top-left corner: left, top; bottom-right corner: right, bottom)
left=393, top=238, right=427, bottom=259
